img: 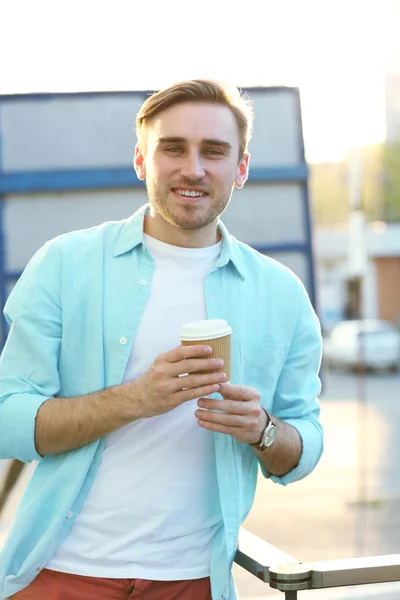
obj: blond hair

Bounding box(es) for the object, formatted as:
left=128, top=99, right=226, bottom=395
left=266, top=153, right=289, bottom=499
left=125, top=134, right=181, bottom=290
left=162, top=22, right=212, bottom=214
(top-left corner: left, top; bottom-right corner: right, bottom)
left=136, top=79, right=253, bottom=160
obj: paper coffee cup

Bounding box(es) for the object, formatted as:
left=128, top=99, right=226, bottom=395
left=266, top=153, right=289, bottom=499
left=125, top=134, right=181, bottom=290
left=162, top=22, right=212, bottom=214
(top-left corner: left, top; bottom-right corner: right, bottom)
left=180, top=319, right=232, bottom=381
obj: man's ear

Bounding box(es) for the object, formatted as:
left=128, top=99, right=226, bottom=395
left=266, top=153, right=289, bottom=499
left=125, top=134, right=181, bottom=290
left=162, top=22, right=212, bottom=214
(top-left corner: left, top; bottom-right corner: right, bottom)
left=234, top=153, right=250, bottom=189
left=134, top=144, right=146, bottom=180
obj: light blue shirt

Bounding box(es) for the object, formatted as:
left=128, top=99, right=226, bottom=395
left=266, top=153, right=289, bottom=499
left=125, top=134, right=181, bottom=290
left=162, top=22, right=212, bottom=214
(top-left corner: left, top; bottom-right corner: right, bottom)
left=0, top=204, right=323, bottom=600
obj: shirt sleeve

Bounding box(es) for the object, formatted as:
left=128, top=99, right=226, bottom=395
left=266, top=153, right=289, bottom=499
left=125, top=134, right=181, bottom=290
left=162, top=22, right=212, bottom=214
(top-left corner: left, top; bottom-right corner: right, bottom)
left=0, top=241, right=62, bottom=463
left=260, top=280, right=324, bottom=485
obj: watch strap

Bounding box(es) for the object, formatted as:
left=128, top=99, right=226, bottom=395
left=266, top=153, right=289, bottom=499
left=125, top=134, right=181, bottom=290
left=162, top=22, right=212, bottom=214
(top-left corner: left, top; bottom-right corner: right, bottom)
left=250, top=408, right=271, bottom=450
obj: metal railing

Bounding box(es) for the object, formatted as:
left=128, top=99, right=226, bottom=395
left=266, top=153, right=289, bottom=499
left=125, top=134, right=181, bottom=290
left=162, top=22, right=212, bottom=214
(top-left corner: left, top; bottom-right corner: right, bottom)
left=235, top=528, right=400, bottom=598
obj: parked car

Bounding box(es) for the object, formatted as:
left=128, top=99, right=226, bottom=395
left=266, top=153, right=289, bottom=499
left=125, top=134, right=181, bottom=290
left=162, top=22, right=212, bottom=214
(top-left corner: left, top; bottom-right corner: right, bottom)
left=323, top=319, right=400, bottom=371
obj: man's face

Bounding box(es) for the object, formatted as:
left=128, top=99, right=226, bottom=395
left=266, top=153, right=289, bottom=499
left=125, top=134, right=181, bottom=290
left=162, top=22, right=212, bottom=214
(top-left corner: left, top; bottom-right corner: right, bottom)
left=134, top=102, right=249, bottom=234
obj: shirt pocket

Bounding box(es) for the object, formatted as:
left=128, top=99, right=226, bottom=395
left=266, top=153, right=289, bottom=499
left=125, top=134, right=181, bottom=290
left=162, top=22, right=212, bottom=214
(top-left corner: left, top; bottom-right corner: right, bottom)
left=239, top=340, right=287, bottom=405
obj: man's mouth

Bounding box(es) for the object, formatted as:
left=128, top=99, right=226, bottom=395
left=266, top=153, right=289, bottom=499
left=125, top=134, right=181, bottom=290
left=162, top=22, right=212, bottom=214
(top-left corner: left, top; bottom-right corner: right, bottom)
left=172, top=188, right=208, bottom=198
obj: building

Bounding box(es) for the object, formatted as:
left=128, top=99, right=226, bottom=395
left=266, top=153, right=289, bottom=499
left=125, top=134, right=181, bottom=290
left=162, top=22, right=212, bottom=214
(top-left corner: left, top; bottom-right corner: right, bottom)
left=315, top=221, right=400, bottom=331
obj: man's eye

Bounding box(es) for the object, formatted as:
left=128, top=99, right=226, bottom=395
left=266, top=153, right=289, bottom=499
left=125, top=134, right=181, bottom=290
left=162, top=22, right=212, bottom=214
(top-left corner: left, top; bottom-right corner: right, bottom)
left=166, top=147, right=182, bottom=153
left=205, top=149, right=223, bottom=155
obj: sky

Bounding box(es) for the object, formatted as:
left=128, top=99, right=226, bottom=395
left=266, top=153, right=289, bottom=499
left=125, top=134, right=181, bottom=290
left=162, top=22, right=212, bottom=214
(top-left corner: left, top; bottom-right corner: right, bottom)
left=1, top=0, right=399, bottom=163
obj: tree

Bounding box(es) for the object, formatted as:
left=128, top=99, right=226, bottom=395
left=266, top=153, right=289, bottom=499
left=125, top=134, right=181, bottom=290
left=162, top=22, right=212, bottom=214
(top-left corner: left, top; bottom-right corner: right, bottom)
left=381, top=142, right=400, bottom=222
left=309, top=143, right=400, bottom=226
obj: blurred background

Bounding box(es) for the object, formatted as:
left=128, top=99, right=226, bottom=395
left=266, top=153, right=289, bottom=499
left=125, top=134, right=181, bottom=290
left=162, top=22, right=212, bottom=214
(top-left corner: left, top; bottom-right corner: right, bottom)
left=0, top=0, right=400, bottom=598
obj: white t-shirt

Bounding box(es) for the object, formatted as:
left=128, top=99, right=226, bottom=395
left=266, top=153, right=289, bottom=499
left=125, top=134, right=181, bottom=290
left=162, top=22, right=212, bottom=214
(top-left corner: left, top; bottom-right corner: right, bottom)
left=48, top=234, right=224, bottom=580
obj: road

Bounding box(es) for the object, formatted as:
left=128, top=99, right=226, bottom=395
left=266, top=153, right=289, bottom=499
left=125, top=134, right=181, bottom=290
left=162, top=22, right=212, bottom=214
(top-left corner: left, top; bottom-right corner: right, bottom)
left=1, top=369, right=400, bottom=599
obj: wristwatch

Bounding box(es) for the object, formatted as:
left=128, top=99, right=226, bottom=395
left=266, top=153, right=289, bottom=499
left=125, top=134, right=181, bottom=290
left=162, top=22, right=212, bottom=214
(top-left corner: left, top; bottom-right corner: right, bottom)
left=250, top=409, right=276, bottom=451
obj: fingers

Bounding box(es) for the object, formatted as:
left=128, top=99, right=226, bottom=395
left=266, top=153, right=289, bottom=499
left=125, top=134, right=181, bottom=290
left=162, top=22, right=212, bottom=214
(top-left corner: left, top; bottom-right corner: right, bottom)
left=148, top=360, right=226, bottom=395
left=156, top=345, right=226, bottom=377
left=163, top=344, right=213, bottom=364
left=148, top=345, right=227, bottom=403
left=195, top=398, right=262, bottom=430
left=176, top=383, right=221, bottom=403
left=218, top=383, right=259, bottom=402
left=197, top=398, right=250, bottom=414
left=169, top=356, right=225, bottom=377
left=197, top=422, right=242, bottom=436
left=176, top=370, right=228, bottom=392
left=196, top=410, right=252, bottom=429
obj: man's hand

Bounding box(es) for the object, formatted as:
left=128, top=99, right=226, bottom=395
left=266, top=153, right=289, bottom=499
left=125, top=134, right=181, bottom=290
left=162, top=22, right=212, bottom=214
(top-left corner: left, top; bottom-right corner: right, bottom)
left=195, top=382, right=267, bottom=444
left=34, top=344, right=227, bottom=456
left=196, top=382, right=304, bottom=476
left=132, top=344, right=228, bottom=419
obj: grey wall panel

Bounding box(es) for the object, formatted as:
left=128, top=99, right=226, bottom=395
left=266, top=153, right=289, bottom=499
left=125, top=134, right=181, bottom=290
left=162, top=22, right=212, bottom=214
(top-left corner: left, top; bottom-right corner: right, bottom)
left=0, top=281, right=16, bottom=341
left=248, top=90, right=301, bottom=166
left=4, top=189, right=148, bottom=270
left=5, top=184, right=306, bottom=272
left=5, top=281, right=15, bottom=301
left=0, top=87, right=312, bottom=346
left=1, top=89, right=302, bottom=172
left=223, top=183, right=305, bottom=246
left=1, top=96, right=143, bottom=171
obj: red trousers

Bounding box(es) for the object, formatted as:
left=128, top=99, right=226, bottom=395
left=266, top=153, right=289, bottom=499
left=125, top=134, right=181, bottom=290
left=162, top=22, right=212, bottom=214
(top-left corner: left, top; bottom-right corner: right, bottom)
left=10, top=569, right=212, bottom=600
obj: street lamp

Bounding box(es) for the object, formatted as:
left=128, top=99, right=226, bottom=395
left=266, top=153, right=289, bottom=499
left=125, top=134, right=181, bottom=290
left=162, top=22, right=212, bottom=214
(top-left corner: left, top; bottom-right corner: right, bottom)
left=347, top=146, right=369, bottom=556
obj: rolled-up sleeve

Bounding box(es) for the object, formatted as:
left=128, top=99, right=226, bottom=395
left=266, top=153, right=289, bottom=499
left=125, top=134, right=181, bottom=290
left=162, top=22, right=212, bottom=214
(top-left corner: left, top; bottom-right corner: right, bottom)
left=0, top=241, right=62, bottom=463
left=261, top=281, right=323, bottom=485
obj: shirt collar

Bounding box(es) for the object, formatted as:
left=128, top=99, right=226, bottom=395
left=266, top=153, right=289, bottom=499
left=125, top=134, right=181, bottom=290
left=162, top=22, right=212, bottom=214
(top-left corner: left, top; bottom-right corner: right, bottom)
left=215, top=220, right=246, bottom=280
left=113, top=204, right=148, bottom=257
left=113, top=203, right=246, bottom=280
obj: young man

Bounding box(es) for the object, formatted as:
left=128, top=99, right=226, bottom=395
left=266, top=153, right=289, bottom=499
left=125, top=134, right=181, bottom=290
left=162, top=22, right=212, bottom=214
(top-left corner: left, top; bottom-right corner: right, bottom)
left=0, top=80, right=323, bottom=600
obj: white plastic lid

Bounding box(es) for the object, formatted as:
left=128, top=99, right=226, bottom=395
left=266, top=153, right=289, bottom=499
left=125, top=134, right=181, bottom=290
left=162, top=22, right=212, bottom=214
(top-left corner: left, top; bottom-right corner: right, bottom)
left=180, top=319, right=232, bottom=341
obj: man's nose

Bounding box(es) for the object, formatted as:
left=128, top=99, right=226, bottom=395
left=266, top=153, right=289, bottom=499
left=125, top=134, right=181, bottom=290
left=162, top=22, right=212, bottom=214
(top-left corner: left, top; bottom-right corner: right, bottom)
left=180, top=151, right=206, bottom=180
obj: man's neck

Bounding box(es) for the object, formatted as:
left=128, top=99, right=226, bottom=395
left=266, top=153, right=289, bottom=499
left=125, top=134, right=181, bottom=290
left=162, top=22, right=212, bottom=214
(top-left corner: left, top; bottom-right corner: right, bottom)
left=143, top=215, right=221, bottom=248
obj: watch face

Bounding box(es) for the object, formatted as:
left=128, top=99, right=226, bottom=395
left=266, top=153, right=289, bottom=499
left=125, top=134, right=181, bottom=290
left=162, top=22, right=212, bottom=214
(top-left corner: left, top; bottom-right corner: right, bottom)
left=263, top=423, right=276, bottom=447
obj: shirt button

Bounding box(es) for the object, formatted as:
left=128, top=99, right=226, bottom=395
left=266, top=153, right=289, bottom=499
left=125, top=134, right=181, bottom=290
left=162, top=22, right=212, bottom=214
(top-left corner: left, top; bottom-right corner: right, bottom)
left=140, top=278, right=147, bottom=286
left=120, top=337, right=128, bottom=345
left=225, top=471, right=230, bottom=483
left=66, top=511, right=74, bottom=519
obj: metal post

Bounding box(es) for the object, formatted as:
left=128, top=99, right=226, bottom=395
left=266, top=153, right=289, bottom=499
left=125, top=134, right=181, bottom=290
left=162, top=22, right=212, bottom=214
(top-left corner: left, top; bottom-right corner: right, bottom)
left=347, top=149, right=369, bottom=553
left=284, top=592, right=298, bottom=599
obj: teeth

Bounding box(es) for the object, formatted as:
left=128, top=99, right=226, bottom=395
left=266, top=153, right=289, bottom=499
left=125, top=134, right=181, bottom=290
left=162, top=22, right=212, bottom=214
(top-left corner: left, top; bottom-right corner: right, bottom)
left=175, top=189, right=205, bottom=197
